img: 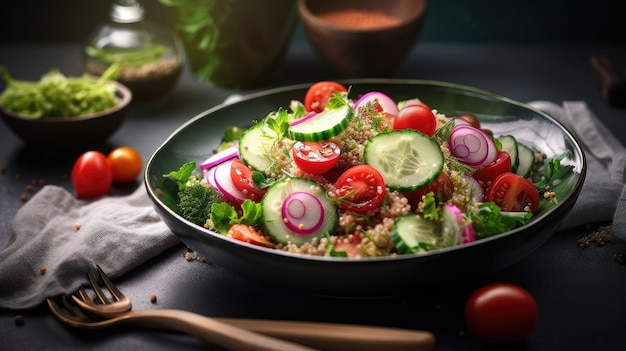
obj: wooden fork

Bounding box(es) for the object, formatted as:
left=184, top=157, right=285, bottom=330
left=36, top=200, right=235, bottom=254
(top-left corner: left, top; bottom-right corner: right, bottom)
left=48, top=266, right=435, bottom=351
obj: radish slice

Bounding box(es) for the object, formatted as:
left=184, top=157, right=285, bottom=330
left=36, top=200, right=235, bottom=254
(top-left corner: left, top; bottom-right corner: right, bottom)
left=200, top=144, right=239, bottom=170
left=204, top=167, right=218, bottom=189
left=290, top=111, right=317, bottom=127
left=354, top=91, right=399, bottom=115
left=281, top=192, right=324, bottom=235
left=448, top=125, right=497, bottom=169
left=213, top=159, right=247, bottom=205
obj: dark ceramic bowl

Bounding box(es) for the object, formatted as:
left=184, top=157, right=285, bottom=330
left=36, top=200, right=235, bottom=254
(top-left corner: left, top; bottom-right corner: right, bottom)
left=145, top=79, right=586, bottom=298
left=298, top=0, right=427, bottom=77
left=0, top=81, right=132, bottom=151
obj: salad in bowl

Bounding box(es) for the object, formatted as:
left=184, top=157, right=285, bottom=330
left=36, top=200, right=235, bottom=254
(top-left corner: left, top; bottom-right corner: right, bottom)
left=158, top=81, right=577, bottom=259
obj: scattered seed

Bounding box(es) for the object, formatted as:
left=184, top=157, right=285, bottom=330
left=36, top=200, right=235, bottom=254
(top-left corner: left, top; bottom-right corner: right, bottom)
left=14, top=314, right=25, bottom=326
left=20, top=194, right=28, bottom=202
left=39, top=267, right=47, bottom=275
left=150, top=295, right=157, bottom=303
left=75, top=223, right=82, bottom=231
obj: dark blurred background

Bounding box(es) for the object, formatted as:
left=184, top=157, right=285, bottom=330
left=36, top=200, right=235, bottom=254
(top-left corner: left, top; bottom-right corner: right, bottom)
left=0, top=0, right=624, bottom=44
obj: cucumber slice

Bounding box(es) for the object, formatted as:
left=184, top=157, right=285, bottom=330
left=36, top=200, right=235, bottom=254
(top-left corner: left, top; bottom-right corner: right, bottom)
left=516, top=143, right=535, bottom=178
left=497, top=135, right=519, bottom=173
left=288, top=104, right=353, bottom=142
left=364, top=130, right=444, bottom=191
left=261, top=177, right=338, bottom=246
left=238, top=121, right=278, bottom=172
left=391, top=214, right=440, bottom=254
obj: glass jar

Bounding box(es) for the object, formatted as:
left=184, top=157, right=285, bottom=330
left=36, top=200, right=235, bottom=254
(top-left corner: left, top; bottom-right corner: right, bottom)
left=84, top=0, right=184, bottom=101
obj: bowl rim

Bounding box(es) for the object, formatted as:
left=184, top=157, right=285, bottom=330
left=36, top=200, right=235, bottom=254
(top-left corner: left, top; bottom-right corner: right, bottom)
left=145, top=78, right=587, bottom=263
left=0, top=80, right=132, bottom=123
left=297, top=0, right=427, bottom=33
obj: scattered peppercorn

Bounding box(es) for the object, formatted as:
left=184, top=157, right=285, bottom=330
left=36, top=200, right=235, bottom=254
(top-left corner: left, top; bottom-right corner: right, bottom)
left=150, top=295, right=157, bottom=303
left=39, top=267, right=47, bottom=275
left=25, top=184, right=34, bottom=192
left=20, top=194, right=28, bottom=202
left=14, top=314, right=25, bottom=326
left=75, top=223, right=82, bottom=231
left=0, top=166, right=6, bottom=174
left=577, top=225, right=615, bottom=248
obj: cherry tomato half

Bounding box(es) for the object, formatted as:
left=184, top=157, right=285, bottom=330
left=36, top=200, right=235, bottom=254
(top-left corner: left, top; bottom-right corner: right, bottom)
left=292, top=141, right=340, bottom=175
left=71, top=151, right=113, bottom=198
left=304, top=81, right=347, bottom=113
left=473, top=151, right=512, bottom=183
left=404, top=172, right=455, bottom=208
left=485, top=172, right=540, bottom=214
left=107, top=146, right=143, bottom=183
left=230, top=159, right=267, bottom=201
left=228, top=223, right=273, bottom=248
left=394, top=104, right=437, bottom=136
left=334, top=165, right=386, bottom=214
left=465, top=282, right=539, bottom=344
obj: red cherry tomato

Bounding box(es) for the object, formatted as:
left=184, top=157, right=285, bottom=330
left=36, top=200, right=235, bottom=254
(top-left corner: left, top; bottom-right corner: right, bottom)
left=394, top=104, right=437, bottom=136
left=304, top=81, right=348, bottom=113
left=465, top=282, right=539, bottom=344
left=292, top=141, right=340, bottom=175
left=473, top=151, right=512, bottom=183
left=71, top=151, right=113, bottom=198
left=485, top=172, right=540, bottom=214
left=401, top=98, right=430, bottom=110
left=107, top=146, right=143, bottom=183
left=230, top=159, right=267, bottom=201
left=334, top=165, right=386, bottom=214
left=405, top=172, right=455, bottom=208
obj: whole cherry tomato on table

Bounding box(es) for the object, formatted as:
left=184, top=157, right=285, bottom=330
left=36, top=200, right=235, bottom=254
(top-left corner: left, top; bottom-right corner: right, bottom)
left=71, top=151, right=113, bottom=198
left=107, top=146, right=143, bottom=183
left=465, top=282, right=539, bottom=344
left=304, top=81, right=347, bottom=113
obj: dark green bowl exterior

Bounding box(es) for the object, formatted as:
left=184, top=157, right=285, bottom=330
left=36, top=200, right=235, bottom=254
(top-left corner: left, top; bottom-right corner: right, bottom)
left=145, top=79, right=586, bottom=297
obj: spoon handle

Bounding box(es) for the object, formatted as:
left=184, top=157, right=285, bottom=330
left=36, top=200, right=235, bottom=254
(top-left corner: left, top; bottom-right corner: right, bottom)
left=217, top=317, right=435, bottom=351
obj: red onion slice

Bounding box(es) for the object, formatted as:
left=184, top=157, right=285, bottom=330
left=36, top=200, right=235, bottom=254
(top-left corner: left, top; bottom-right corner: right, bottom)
left=281, top=192, right=324, bottom=235
left=354, top=91, right=399, bottom=115
left=448, top=125, right=497, bottom=169
left=213, top=159, right=247, bottom=205
left=290, top=111, right=317, bottom=127
left=200, top=144, right=239, bottom=170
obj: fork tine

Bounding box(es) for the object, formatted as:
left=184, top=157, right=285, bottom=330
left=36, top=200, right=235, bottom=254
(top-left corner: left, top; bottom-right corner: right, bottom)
left=71, top=266, right=132, bottom=317
left=95, top=265, right=127, bottom=303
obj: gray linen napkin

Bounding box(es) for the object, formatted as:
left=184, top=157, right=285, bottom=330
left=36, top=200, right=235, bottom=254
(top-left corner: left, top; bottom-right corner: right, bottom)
left=529, top=101, right=626, bottom=236
left=0, top=185, right=179, bottom=309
